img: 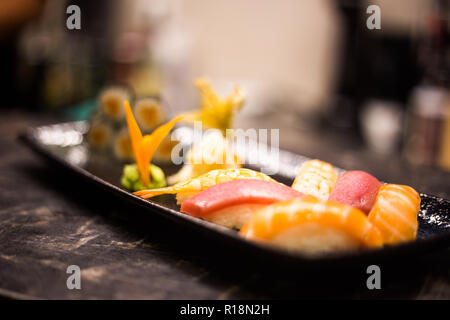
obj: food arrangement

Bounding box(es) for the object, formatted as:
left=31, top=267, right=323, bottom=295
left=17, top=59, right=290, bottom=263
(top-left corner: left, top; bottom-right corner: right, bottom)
left=135, top=156, right=420, bottom=255
left=85, top=79, right=422, bottom=256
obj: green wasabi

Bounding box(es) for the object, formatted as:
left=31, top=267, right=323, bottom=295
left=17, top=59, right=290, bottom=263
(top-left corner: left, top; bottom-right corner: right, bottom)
left=121, top=163, right=166, bottom=192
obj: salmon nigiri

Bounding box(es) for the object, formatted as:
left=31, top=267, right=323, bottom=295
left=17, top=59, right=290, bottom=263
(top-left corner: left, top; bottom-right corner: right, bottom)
left=240, top=197, right=383, bottom=255
left=181, top=179, right=304, bottom=229
left=134, top=168, right=276, bottom=204
left=368, top=184, right=421, bottom=245
left=292, top=160, right=338, bottom=200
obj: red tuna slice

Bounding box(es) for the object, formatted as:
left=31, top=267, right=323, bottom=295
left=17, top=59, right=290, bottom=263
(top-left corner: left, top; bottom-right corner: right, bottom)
left=181, top=179, right=304, bottom=218
left=328, top=170, right=382, bottom=214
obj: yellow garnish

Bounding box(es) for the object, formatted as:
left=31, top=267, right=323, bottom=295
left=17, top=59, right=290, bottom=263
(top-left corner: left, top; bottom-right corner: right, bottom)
left=167, top=130, right=242, bottom=185
left=124, top=100, right=182, bottom=187
left=182, top=78, right=245, bottom=135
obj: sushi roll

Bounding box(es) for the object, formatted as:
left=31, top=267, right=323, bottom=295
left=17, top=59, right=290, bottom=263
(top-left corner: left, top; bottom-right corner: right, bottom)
left=134, top=98, right=165, bottom=131
left=180, top=179, right=304, bottom=229
left=329, top=170, right=382, bottom=214
left=87, top=122, right=112, bottom=150
left=135, top=168, right=277, bottom=204
left=240, top=197, right=383, bottom=255
left=99, top=87, right=130, bottom=121
left=368, top=184, right=421, bottom=244
left=291, top=160, right=338, bottom=200
left=113, top=128, right=134, bottom=161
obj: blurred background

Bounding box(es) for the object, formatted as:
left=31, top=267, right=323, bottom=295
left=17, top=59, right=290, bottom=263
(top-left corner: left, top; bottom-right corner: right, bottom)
left=1, top=0, right=449, bottom=172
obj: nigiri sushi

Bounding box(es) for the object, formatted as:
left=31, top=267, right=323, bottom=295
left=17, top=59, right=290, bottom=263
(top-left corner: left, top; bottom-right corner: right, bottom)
left=134, top=168, right=276, bottom=204
left=291, top=159, right=338, bottom=200
left=240, top=197, right=383, bottom=255
left=329, top=170, right=382, bottom=214
left=368, top=184, right=421, bottom=244
left=181, top=179, right=303, bottom=229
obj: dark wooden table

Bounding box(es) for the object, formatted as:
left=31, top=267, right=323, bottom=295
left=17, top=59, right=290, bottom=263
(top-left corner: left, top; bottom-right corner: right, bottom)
left=0, top=109, right=449, bottom=299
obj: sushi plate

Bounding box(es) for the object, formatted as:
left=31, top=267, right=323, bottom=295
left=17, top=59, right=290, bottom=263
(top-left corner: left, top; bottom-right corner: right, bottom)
left=19, top=121, right=450, bottom=269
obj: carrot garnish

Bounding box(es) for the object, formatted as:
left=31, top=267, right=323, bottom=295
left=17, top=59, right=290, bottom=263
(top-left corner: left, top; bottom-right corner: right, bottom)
left=124, top=100, right=182, bottom=187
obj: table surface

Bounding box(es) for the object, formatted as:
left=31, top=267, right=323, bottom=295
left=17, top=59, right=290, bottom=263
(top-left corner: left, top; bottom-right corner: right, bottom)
left=0, top=109, right=449, bottom=299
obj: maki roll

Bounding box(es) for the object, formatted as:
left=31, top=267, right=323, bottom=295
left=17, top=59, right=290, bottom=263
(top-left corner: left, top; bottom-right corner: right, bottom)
left=113, top=128, right=134, bottom=161
left=87, top=86, right=133, bottom=155
left=99, top=86, right=131, bottom=121
left=87, top=122, right=112, bottom=150
left=134, top=97, right=165, bottom=131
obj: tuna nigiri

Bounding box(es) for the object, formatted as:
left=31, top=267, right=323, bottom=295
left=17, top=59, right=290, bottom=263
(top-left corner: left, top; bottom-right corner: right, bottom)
left=291, top=160, right=338, bottom=200
left=240, top=197, right=383, bottom=255
left=368, top=184, right=421, bottom=244
left=181, top=179, right=304, bottom=229
left=134, top=168, right=277, bottom=204
left=329, top=170, right=382, bottom=214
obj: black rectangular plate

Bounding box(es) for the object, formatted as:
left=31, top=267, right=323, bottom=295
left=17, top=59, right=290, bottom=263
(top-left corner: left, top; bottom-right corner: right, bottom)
left=19, top=121, right=450, bottom=268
